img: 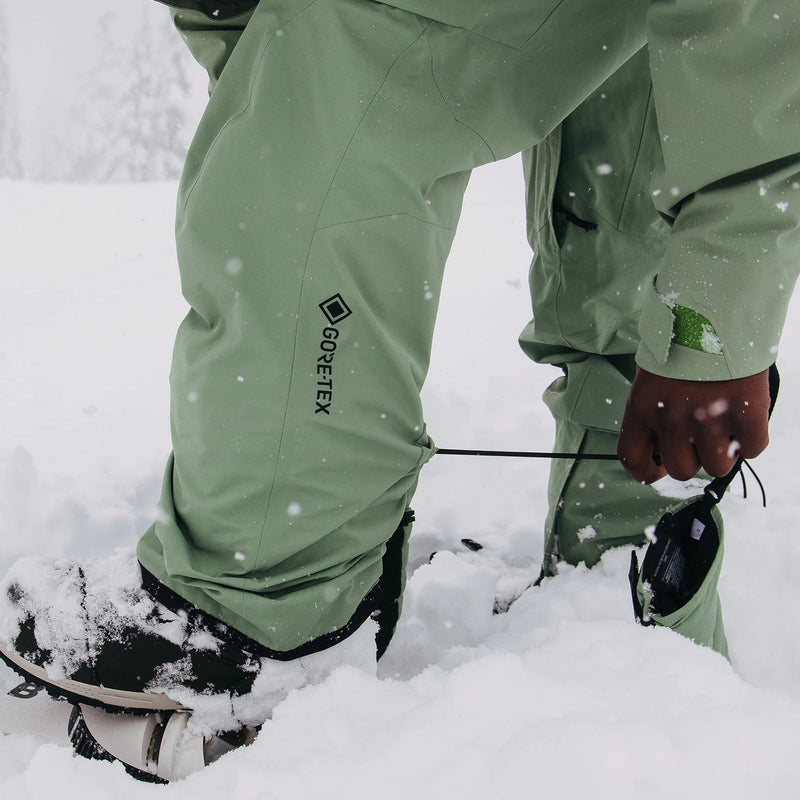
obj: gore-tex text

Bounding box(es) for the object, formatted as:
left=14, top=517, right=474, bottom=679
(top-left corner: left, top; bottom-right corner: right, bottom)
left=315, top=327, right=339, bottom=415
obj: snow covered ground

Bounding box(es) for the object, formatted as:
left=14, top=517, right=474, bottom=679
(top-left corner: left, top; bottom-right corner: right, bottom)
left=1, top=159, right=799, bottom=798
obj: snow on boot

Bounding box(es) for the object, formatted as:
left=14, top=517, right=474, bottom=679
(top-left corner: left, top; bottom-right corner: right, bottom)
left=0, top=548, right=382, bottom=762
left=0, top=551, right=266, bottom=712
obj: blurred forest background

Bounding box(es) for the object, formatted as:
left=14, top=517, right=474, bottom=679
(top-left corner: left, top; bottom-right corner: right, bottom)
left=0, top=0, right=204, bottom=182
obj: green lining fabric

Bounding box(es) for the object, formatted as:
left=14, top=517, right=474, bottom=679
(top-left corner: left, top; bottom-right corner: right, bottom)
left=672, top=305, right=723, bottom=355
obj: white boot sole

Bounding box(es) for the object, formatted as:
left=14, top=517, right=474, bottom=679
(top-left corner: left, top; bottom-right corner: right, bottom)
left=0, top=640, right=184, bottom=712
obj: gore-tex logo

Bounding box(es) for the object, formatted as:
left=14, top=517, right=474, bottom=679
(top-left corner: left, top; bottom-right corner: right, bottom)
left=319, top=294, right=352, bottom=325
left=314, top=294, right=353, bottom=415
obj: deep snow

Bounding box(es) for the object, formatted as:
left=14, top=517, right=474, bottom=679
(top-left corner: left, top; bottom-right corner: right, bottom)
left=1, top=159, right=799, bottom=798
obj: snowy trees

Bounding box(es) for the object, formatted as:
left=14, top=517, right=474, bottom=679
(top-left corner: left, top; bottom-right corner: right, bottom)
left=28, top=6, right=194, bottom=183
left=0, top=1, right=23, bottom=179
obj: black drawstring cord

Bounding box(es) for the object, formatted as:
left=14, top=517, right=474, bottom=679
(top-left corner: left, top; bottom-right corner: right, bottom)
left=702, top=456, right=767, bottom=509
left=436, top=448, right=617, bottom=461
left=742, top=459, right=767, bottom=507
left=441, top=366, right=778, bottom=496
left=437, top=447, right=766, bottom=506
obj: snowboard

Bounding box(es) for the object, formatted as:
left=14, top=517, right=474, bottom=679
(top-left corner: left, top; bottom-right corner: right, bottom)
left=0, top=681, right=256, bottom=782
left=0, top=681, right=73, bottom=746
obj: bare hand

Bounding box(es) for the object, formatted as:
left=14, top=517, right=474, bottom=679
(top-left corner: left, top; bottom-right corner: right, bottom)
left=617, top=367, right=771, bottom=483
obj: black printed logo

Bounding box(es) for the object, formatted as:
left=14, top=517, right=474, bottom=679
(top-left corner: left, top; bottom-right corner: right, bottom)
left=8, top=682, right=44, bottom=700
left=314, top=294, right=353, bottom=415
left=319, top=294, right=353, bottom=326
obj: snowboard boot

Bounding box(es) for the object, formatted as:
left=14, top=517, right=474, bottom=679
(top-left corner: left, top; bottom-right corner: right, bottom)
left=0, top=552, right=269, bottom=713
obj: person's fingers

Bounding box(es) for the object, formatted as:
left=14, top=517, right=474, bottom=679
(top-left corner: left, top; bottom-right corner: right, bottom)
left=728, top=402, right=771, bottom=460
left=690, top=382, right=770, bottom=475
left=657, top=430, right=702, bottom=481
left=691, top=421, right=739, bottom=477
left=734, top=425, right=770, bottom=459
left=618, top=411, right=667, bottom=484
left=621, top=366, right=773, bottom=482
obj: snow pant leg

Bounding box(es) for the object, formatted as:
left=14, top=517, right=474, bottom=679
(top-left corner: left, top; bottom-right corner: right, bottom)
left=522, top=50, right=729, bottom=656
left=635, top=503, right=729, bottom=659
left=519, top=48, right=678, bottom=573
left=137, top=0, right=650, bottom=655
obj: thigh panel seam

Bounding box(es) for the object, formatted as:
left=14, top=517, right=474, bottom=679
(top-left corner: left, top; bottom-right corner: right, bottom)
left=180, top=0, right=319, bottom=214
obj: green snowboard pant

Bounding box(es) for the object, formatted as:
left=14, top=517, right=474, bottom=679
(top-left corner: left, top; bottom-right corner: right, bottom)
left=521, top=47, right=675, bottom=575
left=139, top=0, right=724, bottom=656
left=520, top=49, right=727, bottom=653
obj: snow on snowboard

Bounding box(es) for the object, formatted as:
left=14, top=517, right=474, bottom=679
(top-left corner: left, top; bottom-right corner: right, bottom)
left=0, top=681, right=256, bottom=782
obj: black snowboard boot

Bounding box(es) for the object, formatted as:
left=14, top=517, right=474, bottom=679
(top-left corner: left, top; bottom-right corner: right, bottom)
left=0, top=552, right=267, bottom=712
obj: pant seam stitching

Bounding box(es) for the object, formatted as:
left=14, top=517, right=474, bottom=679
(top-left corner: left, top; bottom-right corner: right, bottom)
left=615, top=80, right=656, bottom=230
left=315, top=211, right=457, bottom=235
left=421, top=28, right=497, bottom=161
